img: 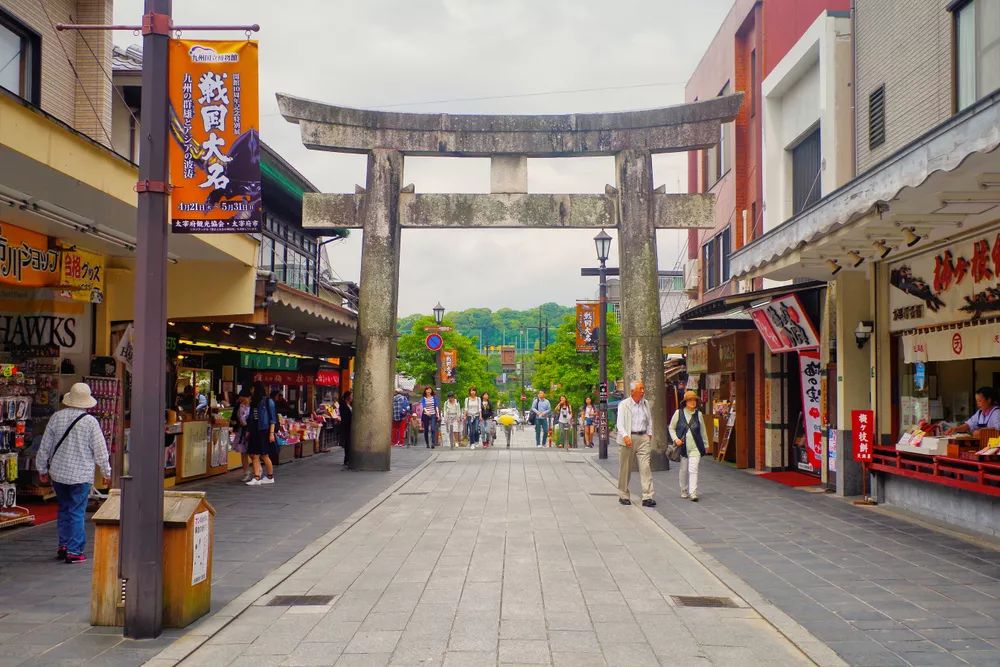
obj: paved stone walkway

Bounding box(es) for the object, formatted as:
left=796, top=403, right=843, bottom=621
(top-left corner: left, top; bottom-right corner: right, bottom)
left=162, top=449, right=820, bottom=667
left=598, top=449, right=1000, bottom=667
left=0, top=447, right=431, bottom=667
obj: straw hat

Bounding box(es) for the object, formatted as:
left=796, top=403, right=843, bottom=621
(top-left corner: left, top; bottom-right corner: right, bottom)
left=682, top=390, right=699, bottom=403
left=63, top=382, right=97, bottom=409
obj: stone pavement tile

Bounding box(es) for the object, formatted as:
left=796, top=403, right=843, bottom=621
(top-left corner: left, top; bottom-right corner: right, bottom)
left=953, top=649, right=1000, bottom=664
left=501, top=619, right=548, bottom=640
left=334, top=652, right=391, bottom=666
left=547, top=630, right=599, bottom=653
left=343, top=629, right=402, bottom=655
left=84, top=648, right=166, bottom=667
left=600, top=642, right=659, bottom=667
left=172, top=643, right=239, bottom=667
left=360, top=612, right=412, bottom=632
left=498, top=638, right=551, bottom=664
left=304, top=619, right=360, bottom=643
left=388, top=638, right=447, bottom=665
left=551, top=652, right=608, bottom=667
left=593, top=620, right=645, bottom=644
left=442, top=651, right=497, bottom=666
left=227, top=657, right=286, bottom=667
left=544, top=612, right=592, bottom=632
left=823, top=640, right=909, bottom=667
left=281, top=641, right=346, bottom=666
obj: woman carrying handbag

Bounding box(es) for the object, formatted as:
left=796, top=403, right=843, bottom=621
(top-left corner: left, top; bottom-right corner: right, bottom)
left=668, top=390, right=708, bottom=502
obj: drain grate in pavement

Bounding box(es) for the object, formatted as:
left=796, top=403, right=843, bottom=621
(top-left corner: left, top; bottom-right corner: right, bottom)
left=399, top=491, right=428, bottom=496
left=267, top=595, right=335, bottom=607
left=670, top=595, right=738, bottom=608
left=589, top=492, right=619, bottom=496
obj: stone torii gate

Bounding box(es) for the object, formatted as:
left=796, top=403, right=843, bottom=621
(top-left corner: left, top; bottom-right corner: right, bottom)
left=278, top=93, right=742, bottom=471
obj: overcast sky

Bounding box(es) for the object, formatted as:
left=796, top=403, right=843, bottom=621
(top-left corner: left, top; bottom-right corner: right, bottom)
left=114, top=0, right=732, bottom=317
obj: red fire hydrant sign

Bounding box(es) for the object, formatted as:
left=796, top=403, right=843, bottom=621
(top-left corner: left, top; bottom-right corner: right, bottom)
left=852, top=410, right=875, bottom=463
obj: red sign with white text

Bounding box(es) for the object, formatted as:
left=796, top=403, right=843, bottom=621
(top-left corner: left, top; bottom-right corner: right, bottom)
left=852, top=409, right=875, bottom=463
left=315, top=370, right=340, bottom=387
left=751, top=294, right=820, bottom=353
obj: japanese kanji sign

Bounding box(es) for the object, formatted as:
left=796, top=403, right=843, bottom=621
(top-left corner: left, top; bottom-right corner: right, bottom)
left=168, top=40, right=260, bottom=234
left=0, top=222, right=60, bottom=288
left=59, top=245, right=104, bottom=302
left=439, top=349, right=457, bottom=384
left=889, top=231, right=1000, bottom=332
left=851, top=409, right=874, bottom=463
left=575, top=302, right=600, bottom=352
left=751, top=294, right=820, bottom=353
left=798, top=348, right=823, bottom=472
left=240, top=352, right=298, bottom=371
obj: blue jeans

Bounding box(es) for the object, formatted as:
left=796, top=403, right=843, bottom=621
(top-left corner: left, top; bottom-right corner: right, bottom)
left=53, top=481, right=91, bottom=555
left=466, top=416, right=481, bottom=444
left=535, top=417, right=549, bottom=446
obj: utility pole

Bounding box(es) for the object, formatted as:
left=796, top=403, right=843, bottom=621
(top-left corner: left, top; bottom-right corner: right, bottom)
left=57, top=7, right=258, bottom=638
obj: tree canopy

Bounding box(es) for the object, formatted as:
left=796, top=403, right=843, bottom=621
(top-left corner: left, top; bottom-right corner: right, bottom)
left=530, top=312, right=622, bottom=410
left=398, top=303, right=574, bottom=352
left=395, top=315, right=496, bottom=400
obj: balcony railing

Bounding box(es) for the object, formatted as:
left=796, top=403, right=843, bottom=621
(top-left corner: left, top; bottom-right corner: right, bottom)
left=871, top=446, right=1000, bottom=498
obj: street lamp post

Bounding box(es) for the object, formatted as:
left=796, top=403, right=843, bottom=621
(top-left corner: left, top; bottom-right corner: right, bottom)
left=594, top=229, right=612, bottom=460
left=433, top=303, right=444, bottom=446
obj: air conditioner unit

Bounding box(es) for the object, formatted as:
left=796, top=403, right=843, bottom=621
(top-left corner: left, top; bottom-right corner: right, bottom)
left=683, top=258, right=700, bottom=295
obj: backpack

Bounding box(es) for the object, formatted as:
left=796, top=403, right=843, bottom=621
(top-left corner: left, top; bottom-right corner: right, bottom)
left=528, top=399, right=537, bottom=425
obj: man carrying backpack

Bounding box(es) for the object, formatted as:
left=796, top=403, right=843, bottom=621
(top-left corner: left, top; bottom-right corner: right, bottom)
left=530, top=390, right=552, bottom=448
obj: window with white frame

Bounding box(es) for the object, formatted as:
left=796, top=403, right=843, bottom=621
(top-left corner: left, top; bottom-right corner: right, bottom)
left=955, top=0, right=1000, bottom=111
left=0, top=10, right=39, bottom=104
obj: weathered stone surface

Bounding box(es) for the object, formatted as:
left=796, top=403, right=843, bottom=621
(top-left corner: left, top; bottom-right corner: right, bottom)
left=351, top=149, right=402, bottom=471
left=278, top=93, right=743, bottom=156
left=399, top=193, right=616, bottom=228
left=653, top=193, right=716, bottom=229
left=616, top=149, right=669, bottom=472
left=303, top=193, right=364, bottom=229
left=490, top=156, right=528, bottom=194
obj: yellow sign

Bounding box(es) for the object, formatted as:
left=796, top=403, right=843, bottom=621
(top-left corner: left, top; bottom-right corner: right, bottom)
left=168, top=39, right=260, bottom=234
left=0, top=222, right=60, bottom=287
left=60, top=245, right=105, bottom=302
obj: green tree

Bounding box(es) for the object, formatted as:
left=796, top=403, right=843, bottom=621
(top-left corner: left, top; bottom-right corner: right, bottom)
left=530, top=312, right=622, bottom=409
left=396, top=316, right=496, bottom=400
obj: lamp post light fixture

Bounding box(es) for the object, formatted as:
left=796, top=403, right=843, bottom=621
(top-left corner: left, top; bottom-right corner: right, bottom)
left=594, top=229, right=612, bottom=460
left=433, top=302, right=445, bottom=325
left=433, top=302, right=445, bottom=447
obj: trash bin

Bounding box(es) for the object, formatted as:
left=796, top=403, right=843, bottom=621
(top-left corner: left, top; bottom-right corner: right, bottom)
left=90, top=489, right=216, bottom=628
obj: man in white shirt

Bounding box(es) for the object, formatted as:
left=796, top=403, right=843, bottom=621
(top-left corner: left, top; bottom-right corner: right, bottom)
left=616, top=380, right=655, bottom=507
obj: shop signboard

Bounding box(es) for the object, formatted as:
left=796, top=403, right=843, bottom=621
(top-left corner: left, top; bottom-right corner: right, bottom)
left=888, top=230, right=1000, bottom=332
left=851, top=409, right=874, bottom=463
left=0, top=222, right=60, bottom=287
left=191, top=510, right=210, bottom=585
left=114, top=323, right=135, bottom=373
left=168, top=40, right=261, bottom=234
left=799, top=348, right=823, bottom=472
left=60, top=245, right=104, bottom=302
left=500, top=346, right=516, bottom=370
left=240, top=352, right=297, bottom=370
left=575, top=302, right=600, bottom=352
left=252, top=371, right=313, bottom=385
left=687, top=343, right=708, bottom=373
left=902, top=323, right=1000, bottom=363
left=751, top=294, right=820, bottom=353
left=315, top=370, right=340, bottom=387
left=439, top=349, right=457, bottom=384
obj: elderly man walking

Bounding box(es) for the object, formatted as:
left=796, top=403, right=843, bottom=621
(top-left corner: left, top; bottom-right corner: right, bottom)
left=616, top=380, right=656, bottom=507
left=36, top=383, right=111, bottom=563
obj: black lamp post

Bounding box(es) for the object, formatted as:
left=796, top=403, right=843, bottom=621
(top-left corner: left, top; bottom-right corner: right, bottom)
left=433, top=302, right=444, bottom=447
left=594, top=229, right=612, bottom=459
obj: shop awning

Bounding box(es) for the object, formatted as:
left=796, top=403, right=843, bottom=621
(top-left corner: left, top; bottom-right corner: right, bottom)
left=268, top=283, right=357, bottom=343
left=730, top=90, right=1000, bottom=281
left=660, top=317, right=756, bottom=349
left=676, top=281, right=825, bottom=321
left=901, top=320, right=1000, bottom=363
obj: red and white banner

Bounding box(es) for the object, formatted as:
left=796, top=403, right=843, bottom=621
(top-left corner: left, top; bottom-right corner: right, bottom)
left=751, top=294, right=820, bottom=353
left=315, top=370, right=341, bottom=387
left=852, top=409, right=874, bottom=463
left=799, top=348, right=823, bottom=471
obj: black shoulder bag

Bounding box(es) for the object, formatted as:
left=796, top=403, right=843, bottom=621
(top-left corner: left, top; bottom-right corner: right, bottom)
left=46, top=413, right=91, bottom=471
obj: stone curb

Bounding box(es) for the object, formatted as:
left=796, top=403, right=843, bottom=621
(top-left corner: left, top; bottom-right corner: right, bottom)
left=585, top=454, right=849, bottom=667
left=145, top=453, right=438, bottom=666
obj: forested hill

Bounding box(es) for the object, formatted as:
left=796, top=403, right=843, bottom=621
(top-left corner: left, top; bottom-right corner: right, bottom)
left=397, top=303, right=574, bottom=348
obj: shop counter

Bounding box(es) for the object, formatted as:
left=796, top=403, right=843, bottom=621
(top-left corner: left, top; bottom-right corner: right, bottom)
left=173, top=419, right=229, bottom=483
left=872, top=445, right=1000, bottom=497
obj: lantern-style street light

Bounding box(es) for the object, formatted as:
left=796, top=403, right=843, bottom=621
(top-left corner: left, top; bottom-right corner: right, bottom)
left=594, top=229, right=612, bottom=459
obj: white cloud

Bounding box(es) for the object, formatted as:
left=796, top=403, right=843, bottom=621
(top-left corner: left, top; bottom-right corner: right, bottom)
left=113, top=0, right=731, bottom=316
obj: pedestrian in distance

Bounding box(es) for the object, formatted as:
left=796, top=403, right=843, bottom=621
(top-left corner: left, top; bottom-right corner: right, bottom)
left=230, top=389, right=253, bottom=482
left=419, top=386, right=439, bottom=448
left=443, top=392, right=462, bottom=448
left=464, top=387, right=483, bottom=448
left=616, top=380, right=656, bottom=507
left=583, top=396, right=597, bottom=448
left=406, top=411, right=420, bottom=447
left=392, top=389, right=410, bottom=447
left=267, top=389, right=285, bottom=466
left=246, top=381, right=277, bottom=485
left=670, top=390, right=708, bottom=502
left=554, top=395, right=573, bottom=448
left=340, top=390, right=354, bottom=469
left=481, top=392, right=495, bottom=447
left=35, top=382, right=111, bottom=564
left=530, top=390, right=551, bottom=448
left=498, top=412, right=516, bottom=447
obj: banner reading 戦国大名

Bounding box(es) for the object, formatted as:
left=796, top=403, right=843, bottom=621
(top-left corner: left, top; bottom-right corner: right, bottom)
left=168, top=39, right=260, bottom=234
left=575, top=302, right=600, bottom=353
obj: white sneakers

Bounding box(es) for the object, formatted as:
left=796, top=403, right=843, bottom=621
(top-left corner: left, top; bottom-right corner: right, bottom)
left=680, top=491, right=689, bottom=499
left=246, top=476, right=275, bottom=486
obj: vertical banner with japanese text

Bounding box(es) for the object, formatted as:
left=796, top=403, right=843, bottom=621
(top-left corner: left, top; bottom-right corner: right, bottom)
left=439, top=349, right=457, bottom=384
left=575, top=302, right=600, bottom=352
left=798, top=348, right=823, bottom=473
left=852, top=410, right=875, bottom=463
left=168, top=40, right=260, bottom=234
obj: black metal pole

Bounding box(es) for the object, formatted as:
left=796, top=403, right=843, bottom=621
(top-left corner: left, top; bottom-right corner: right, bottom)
left=598, top=257, right=609, bottom=460
left=123, top=0, right=170, bottom=639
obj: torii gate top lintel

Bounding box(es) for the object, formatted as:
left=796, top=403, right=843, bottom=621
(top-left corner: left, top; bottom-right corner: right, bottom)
left=276, top=92, right=743, bottom=157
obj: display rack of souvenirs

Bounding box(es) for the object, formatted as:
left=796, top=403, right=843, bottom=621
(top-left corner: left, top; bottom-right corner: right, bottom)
left=0, top=362, right=36, bottom=526
left=83, top=376, right=120, bottom=454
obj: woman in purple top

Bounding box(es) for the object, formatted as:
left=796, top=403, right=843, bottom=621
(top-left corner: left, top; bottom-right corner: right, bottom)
left=946, top=387, right=1000, bottom=435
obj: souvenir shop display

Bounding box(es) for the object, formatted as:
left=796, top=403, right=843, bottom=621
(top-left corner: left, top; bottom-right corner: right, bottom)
left=83, top=376, right=120, bottom=456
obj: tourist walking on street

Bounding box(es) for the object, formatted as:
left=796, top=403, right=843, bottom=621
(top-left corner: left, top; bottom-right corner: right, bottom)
left=670, top=390, right=707, bottom=502
left=616, top=380, right=655, bottom=507
left=406, top=412, right=420, bottom=447
left=583, top=396, right=597, bottom=448
left=481, top=392, right=495, bottom=447
left=392, top=389, right=410, bottom=447
left=554, top=395, right=573, bottom=448
left=230, top=389, right=253, bottom=482
left=531, top=390, right=551, bottom=448
left=419, top=386, right=439, bottom=448
left=340, top=390, right=354, bottom=469
left=247, top=382, right=277, bottom=485
left=36, top=383, right=111, bottom=563
left=443, top=392, right=462, bottom=448
left=464, top=387, right=483, bottom=448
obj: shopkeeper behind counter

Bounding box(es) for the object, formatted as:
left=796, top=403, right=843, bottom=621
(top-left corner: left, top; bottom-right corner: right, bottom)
left=945, top=387, right=1000, bottom=436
